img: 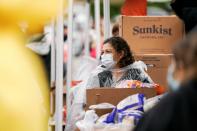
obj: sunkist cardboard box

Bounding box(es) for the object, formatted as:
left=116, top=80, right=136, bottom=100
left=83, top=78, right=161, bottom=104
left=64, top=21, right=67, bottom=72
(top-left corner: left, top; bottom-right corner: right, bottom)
left=119, top=15, right=184, bottom=88
left=119, top=15, right=184, bottom=54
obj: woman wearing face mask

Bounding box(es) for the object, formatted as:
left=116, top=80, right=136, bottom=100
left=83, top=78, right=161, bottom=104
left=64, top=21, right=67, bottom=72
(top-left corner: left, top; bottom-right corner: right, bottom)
left=134, top=27, right=197, bottom=131
left=86, top=37, right=153, bottom=88
left=66, top=37, right=153, bottom=130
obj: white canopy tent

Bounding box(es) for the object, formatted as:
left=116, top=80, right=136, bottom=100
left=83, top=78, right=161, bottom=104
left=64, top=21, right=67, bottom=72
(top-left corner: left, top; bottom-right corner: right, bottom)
left=103, top=0, right=110, bottom=40
left=95, top=0, right=101, bottom=60
left=65, top=0, right=74, bottom=130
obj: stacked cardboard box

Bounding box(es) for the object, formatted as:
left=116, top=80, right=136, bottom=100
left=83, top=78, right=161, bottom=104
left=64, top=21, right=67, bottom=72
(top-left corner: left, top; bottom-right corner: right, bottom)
left=134, top=54, right=173, bottom=88
left=119, top=15, right=185, bottom=88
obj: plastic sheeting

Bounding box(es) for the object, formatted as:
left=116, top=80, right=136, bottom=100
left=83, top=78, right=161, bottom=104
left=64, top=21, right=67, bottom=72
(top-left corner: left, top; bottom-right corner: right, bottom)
left=144, top=94, right=165, bottom=112
left=86, top=61, right=153, bottom=88
left=26, top=35, right=50, bottom=55
left=72, top=56, right=99, bottom=81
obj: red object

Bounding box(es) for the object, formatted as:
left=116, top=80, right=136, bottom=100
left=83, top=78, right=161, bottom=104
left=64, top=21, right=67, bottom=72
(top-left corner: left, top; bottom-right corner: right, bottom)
left=71, top=80, right=82, bottom=87
left=63, top=44, right=68, bottom=63
left=155, top=84, right=166, bottom=95
left=90, top=48, right=96, bottom=58
left=63, top=105, right=67, bottom=123
left=121, top=0, right=147, bottom=16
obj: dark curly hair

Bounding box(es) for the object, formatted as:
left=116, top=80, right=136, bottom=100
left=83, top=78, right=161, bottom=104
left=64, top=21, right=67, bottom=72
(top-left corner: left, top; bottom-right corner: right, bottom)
left=104, top=36, right=135, bottom=68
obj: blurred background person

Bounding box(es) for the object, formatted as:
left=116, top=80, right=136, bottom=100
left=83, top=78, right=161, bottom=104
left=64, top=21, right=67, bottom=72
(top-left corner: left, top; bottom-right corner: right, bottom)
left=171, top=0, right=197, bottom=33
left=112, top=23, right=119, bottom=37
left=134, top=27, right=197, bottom=131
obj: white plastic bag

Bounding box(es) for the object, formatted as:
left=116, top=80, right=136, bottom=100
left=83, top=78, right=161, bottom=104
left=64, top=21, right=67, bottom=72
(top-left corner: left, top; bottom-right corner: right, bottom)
left=102, top=94, right=145, bottom=124
left=144, top=94, right=165, bottom=112
left=94, top=123, right=133, bottom=131
left=76, top=110, right=98, bottom=131
left=27, top=29, right=51, bottom=55
left=65, top=103, right=85, bottom=131
left=117, top=94, right=145, bottom=113
left=66, top=65, right=106, bottom=131
left=89, top=103, right=115, bottom=110
left=66, top=81, right=87, bottom=131
left=132, top=61, right=153, bottom=83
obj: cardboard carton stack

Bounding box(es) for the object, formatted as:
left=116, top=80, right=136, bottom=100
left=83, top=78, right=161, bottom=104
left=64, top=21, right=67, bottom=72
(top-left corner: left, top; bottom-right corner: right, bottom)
left=119, top=16, right=185, bottom=88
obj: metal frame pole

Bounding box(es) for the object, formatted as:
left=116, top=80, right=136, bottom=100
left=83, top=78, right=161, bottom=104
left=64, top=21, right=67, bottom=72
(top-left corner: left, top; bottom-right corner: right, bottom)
left=66, top=0, right=73, bottom=125
left=95, top=0, right=101, bottom=59
left=55, top=0, right=64, bottom=130
left=84, top=0, right=90, bottom=56
left=103, top=0, right=110, bottom=40
left=51, top=20, right=56, bottom=88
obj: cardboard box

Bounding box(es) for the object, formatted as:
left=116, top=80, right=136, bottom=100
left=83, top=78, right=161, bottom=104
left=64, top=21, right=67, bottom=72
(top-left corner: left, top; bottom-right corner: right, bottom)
left=86, top=88, right=156, bottom=116
left=119, top=16, right=184, bottom=54
left=134, top=54, right=173, bottom=88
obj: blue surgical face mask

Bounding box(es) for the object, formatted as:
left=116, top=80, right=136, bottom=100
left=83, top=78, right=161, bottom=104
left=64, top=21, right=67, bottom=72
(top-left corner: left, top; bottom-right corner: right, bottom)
left=101, top=53, right=116, bottom=69
left=167, top=64, right=180, bottom=91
